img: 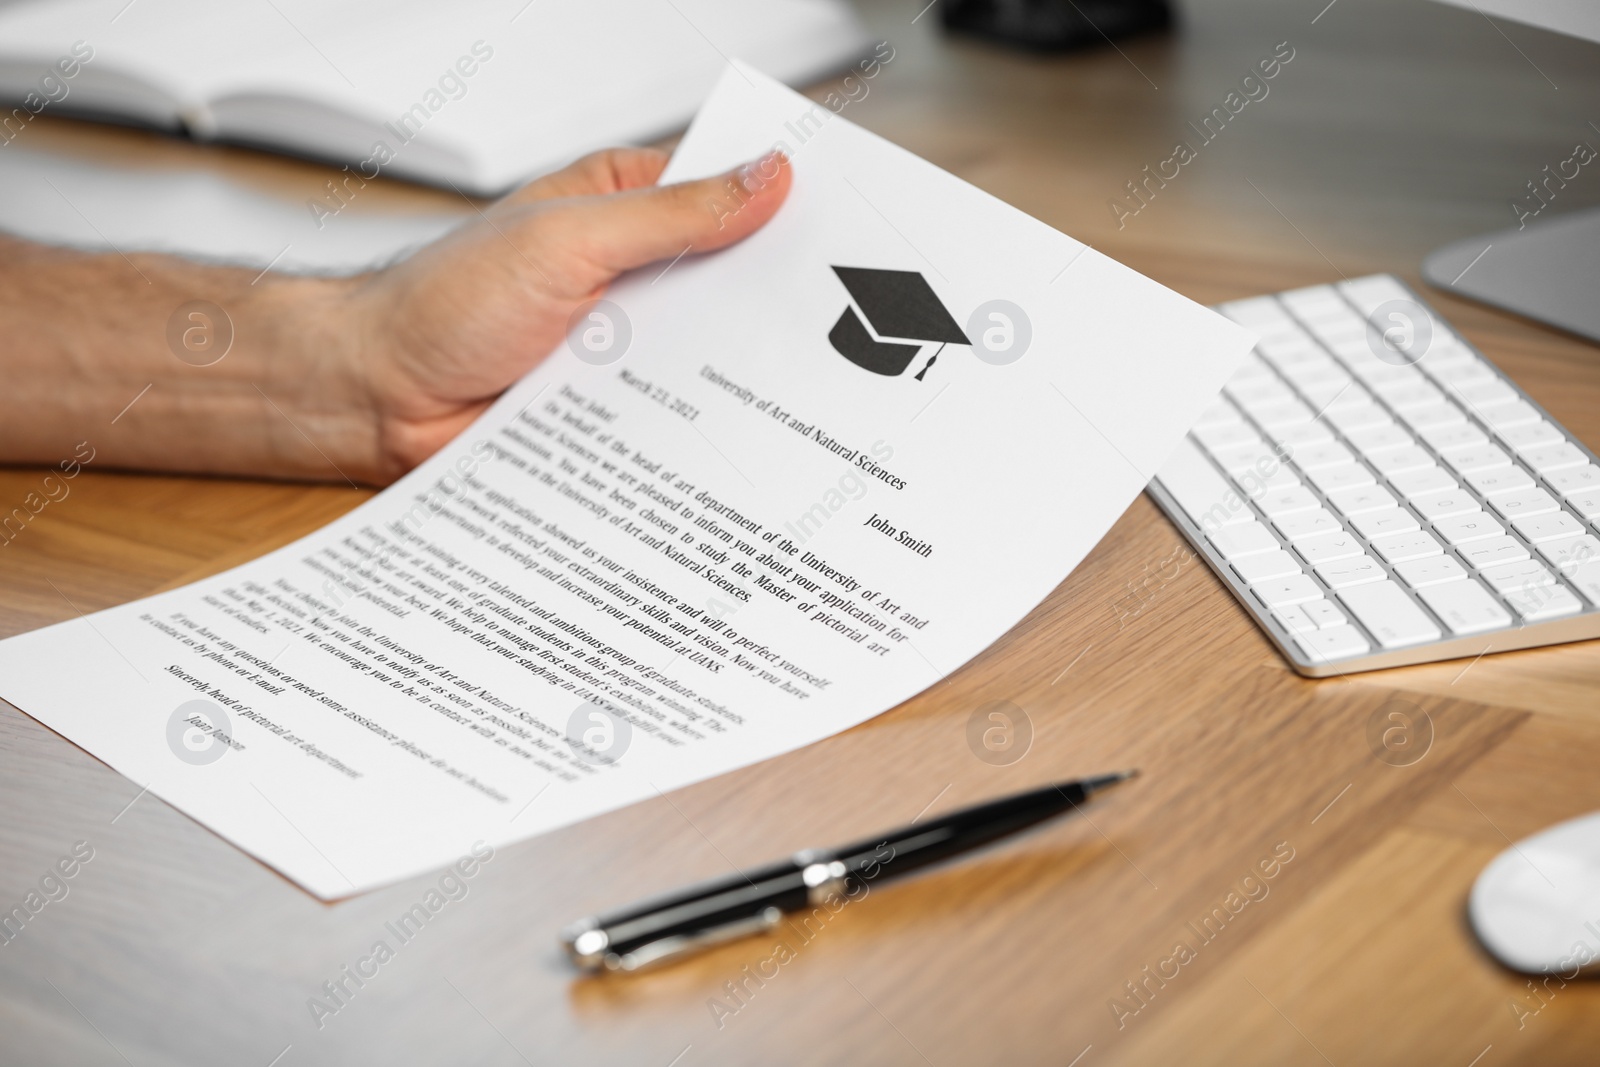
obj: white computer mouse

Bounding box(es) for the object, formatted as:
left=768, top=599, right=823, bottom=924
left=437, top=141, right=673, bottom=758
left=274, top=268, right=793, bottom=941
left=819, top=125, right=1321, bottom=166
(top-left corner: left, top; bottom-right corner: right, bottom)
left=1470, top=808, right=1600, bottom=974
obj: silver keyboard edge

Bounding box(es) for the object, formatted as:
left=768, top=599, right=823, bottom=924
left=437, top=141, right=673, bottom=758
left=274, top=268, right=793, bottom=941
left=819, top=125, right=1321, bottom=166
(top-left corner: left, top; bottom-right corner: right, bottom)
left=1148, top=273, right=1600, bottom=678
left=1146, top=478, right=1600, bottom=677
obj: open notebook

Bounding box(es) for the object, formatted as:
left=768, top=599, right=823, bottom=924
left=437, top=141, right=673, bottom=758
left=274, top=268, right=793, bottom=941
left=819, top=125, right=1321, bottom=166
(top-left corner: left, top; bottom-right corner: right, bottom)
left=0, top=0, right=872, bottom=195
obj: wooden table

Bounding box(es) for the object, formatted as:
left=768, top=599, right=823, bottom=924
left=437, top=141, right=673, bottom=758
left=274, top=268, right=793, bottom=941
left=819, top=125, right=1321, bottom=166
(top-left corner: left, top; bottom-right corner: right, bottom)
left=4, top=1, right=1599, bottom=1063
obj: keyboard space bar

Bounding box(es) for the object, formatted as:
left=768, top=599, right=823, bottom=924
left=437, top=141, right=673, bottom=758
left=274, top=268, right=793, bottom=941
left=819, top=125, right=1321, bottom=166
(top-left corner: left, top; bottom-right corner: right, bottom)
left=1337, top=581, right=1442, bottom=649
left=1155, top=437, right=1248, bottom=530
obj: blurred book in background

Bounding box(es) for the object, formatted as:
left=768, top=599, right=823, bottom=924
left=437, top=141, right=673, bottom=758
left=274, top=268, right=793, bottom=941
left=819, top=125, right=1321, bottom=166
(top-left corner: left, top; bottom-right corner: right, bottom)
left=0, top=0, right=871, bottom=195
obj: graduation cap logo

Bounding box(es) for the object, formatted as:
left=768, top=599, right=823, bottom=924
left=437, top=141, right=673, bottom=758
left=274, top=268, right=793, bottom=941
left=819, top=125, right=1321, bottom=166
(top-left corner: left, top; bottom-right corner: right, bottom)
left=828, top=266, right=970, bottom=381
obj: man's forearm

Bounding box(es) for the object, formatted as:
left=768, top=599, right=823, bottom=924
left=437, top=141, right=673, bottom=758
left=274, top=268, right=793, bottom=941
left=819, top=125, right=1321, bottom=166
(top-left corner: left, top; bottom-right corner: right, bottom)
left=1, top=236, right=385, bottom=483
left=0, top=148, right=791, bottom=488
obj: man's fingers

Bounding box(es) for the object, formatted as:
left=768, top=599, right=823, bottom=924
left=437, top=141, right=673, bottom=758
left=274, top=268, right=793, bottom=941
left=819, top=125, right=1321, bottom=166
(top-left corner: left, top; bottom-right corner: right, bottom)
left=536, top=151, right=792, bottom=278
left=507, top=147, right=669, bottom=204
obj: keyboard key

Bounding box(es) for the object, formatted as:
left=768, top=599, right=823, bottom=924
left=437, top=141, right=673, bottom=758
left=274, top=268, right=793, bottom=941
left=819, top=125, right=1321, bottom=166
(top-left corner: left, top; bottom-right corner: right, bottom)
left=1481, top=556, right=1580, bottom=618
left=1233, top=551, right=1303, bottom=583
left=1416, top=579, right=1511, bottom=635
left=1409, top=489, right=1480, bottom=521
left=1458, top=536, right=1529, bottom=570
left=1538, top=534, right=1600, bottom=575
left=1253, top=574, right=1324, bottom=608
left=1230, top=356, right=1277, bottom=382
left=1221, top=296, right=1286, bottom=326
left=1480, top=559, right=1556, bottom=596
left=1547, top=464, right=1600, bottom=497
left=1377, top=382, right=1446, bottom=412
left=1251, top=400, right=1315, bottom=429
left=1537, top=538, right=1600, bottom=606
left=1295, top=532, right=1366, bottom=565
left=1328, top=485, right=1397, bottom=516
left=1565, top=488, right=1600, bottom=522
left=1273, top=604, right=1318, bottom=635
left=1193, top=422, right=1260, bottom=451
left=1339, top=275, right=1412, bottom=309
left=1212, top=443, right=1284, bottom=476
left=1351, top=361, right=1421, bottom=388
left=1274, top=509, right=1343, bottom=542
left=1464, top=465, right=1535, bottom=497
left=1425, top=358, right=1494, bottom=387
left=1295, top=379, right=1352, bottom=411
left=1420, top=423, right=1488, bottom=453
left=1338, top=581, right=1442, bottom=647
left=1434, top=512, right=1504, bottom=545
left=1210, top=521, right=1280, bottom=560
left=1443, top=444, right=1513, bottom=476
left=1555, top=569, right=1600, bottom=609
left=1316, top=555, right=1387, bottom=589
left=1496, top=421, right=1562, bottom=451
left=1293, top=442, right=1356, bottom=471
left=1323, top=333, right=1372, bottom=359
left=1401, top=403, right=1468, bottom=432
left=1284, top=285, right=1348, bottom=316
left=1351, top=509, right=1420, bottom=539
left=1270, top=422, right=1336, bottom=449
left=1322, top=383, right=1375, bottom=412
left=1370, top=446, right=1436, bottom=476
left=1279, top=352, right=1343, bottom=379
left=1296, top=625, right=1371, bottom=663
left=1193, top=400, right=1243, bottom=429
left=1257, top=465, right=1300, bottom=490
left=1513, top=511, right=1584, bottom=544
left=1283, top=368, right=1348, bottom=396
left=1505, top=583, right=1584, bottom=621
left=1344, top=424, right=1413, bottom=454
left=1487, top=487, right=1560, bottom=522
left=1450, top=378, right=1517, bottom=407
left=1302, top=599, right=1348, bottom=629
left=1328, top=404, right=1392, bottom=433
left=1155, top=439, right=1252, bottom=530
left=1258, top=485, right=1321, bottom=517
left=1350, top=349, right=1406, bottom=384
left=1226, top=379, right=1295, bottom=406
left=1239, top=458, right=1297, bottom=486
left=1427, top=340, right=1482, bottom=361
left=1521, top=442, right=1589, bottom=474
left=1309, top=464, right=1377, bottom=494
left=1478, top=400, right=1542, bottom=430
left=1388, top=467, right=1458, bottom=497
left=1394, top=555, right=1467, bottom=588
left=1369, top=529, right=1443, bottom=564
left=1257, top=340, right=1318, bottom=367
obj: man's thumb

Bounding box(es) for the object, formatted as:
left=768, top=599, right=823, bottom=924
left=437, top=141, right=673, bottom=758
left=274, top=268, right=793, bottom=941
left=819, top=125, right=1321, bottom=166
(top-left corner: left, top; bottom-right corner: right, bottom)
left=545, top=151, right=791, bottom=277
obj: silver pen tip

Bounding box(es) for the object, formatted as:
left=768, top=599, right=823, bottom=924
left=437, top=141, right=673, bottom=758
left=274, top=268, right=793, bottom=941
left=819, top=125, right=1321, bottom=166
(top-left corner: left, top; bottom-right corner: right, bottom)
left=1081, top=770, right=1139, bottom=795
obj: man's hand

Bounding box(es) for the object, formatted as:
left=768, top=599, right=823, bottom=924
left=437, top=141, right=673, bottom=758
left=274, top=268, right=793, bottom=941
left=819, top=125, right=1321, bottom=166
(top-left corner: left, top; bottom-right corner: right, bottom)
left=0, top=147, right=790, bottom=485
left=355, top=147, right=790, bottom=481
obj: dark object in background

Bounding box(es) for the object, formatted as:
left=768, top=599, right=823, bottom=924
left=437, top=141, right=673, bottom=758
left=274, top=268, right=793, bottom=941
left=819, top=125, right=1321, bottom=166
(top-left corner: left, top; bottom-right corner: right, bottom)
left=941, top=0, right=1173, bottom=51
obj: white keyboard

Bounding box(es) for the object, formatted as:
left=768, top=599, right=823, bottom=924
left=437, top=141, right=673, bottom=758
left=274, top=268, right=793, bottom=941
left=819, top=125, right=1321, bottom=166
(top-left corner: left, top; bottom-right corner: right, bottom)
left=1149, top=274, right=1600, bottom=676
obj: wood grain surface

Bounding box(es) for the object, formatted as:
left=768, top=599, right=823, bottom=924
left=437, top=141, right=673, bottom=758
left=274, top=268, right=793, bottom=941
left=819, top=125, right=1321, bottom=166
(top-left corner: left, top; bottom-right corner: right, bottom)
left=3, top=1, right=1599, bottom=1064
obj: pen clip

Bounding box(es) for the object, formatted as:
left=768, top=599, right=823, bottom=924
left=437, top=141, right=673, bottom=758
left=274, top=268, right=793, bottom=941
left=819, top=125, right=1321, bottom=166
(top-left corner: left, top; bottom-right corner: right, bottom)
left=564, top=852, right=848, bottom=974
left=569, top=905, right=787, bottom=973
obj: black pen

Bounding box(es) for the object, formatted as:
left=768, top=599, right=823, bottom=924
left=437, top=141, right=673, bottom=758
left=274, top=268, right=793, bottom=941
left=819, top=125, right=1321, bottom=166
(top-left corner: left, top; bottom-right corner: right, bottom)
left=560, top=771, right=1138, bottom=972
